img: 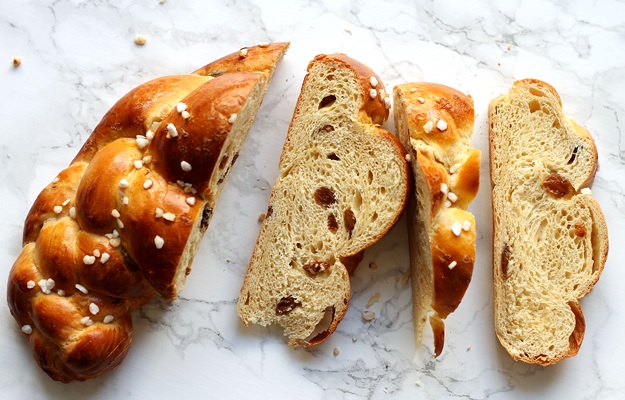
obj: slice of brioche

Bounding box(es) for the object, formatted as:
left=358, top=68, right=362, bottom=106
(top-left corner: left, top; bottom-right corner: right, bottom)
left=394, top=83, right=480, bottom=356
left=237, top=54, right=410, bottom=346
left=489, top=79, right=609, bottom=365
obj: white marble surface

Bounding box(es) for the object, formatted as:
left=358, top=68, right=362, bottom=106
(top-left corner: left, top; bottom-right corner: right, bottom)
left=1, top=0, right=624, bottom=398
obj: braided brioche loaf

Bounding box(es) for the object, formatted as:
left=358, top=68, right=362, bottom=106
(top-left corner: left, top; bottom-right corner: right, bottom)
left=489, top=79, right=609, bottom=365
left=7, top=42, right=289, bottom=382
left=237, top=54, right=410, bottom=346
left=393, top=83, right=480, bottom=357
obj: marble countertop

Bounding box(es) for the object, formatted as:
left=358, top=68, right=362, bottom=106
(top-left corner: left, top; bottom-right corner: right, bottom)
left=1, top=1, right=624, bottom=398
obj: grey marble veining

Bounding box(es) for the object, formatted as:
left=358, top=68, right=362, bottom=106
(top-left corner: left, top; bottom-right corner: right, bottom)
left=1, top=0, right=624, bottom=399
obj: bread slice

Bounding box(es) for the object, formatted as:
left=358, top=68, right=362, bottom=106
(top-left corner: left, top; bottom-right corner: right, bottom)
left=489, top=79, right=609, bottom=365
left=393, top=83, right=480, bottom=356
left=237, top=54, right=410, bottom=346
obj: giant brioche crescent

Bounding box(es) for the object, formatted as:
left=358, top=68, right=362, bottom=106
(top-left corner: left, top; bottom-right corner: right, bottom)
left=489, top=79, right=609, bottom=365
left=393, top=83, right=480, bottom=356
left=6, top=42, right=289, bottom=382
left=237, top=54, right=410, bottom=346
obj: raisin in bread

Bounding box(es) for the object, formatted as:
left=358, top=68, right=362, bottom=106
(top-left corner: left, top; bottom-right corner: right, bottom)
left=237, top=54, right=410, bottom=346
left=489, top=79, right=609, bottom=365
left=394, top=83, right=480, bottom=356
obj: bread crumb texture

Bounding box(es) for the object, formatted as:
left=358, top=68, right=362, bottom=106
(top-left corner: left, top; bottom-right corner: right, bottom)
left=490, top=79, right=608, bottom=365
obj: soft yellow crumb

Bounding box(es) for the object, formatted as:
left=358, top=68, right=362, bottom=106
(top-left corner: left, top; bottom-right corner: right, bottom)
left=257, top=212, right=266, bottom=222
left=333, top=347, right=340, bottom=356
left=12, top=57, right=22, bottom=68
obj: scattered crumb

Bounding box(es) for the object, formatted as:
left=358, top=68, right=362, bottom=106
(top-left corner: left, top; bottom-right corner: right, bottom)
left=333, top=347, right=340, bottom=357
left=362, top=310, right=376, bottom=321
left=497, top=62, right=501, bottom=66
left=366, top=292, right=381, bottom=308
left=344, top=28, right=352, bottom=35
left=134, top=34, right=147, bottom=45
left=402, top=270, right=411, bottom=285
left=226, top=258, right=232, bottom=263
left=352, top=336, right=357, bottom=343
left=159, top=0, right=166, bottom=3
left=257, top=212, right=266, bottom=222
left=415, top=379, right=423, bottom=387
left=13, top=57, right=22, bottom=68
left=368, top=262, right=377, bottom=270
left=507, top=44, right=512, bottom=51
left=467, top=345, right=472, bottom=352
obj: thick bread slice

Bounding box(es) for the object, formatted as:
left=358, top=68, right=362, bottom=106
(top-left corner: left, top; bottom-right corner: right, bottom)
left=489, top=79, right=609, bottom=365
left=393, top=83, right=480, bottom=357
left=237, top=54, right=410, bottom=346
left=6, top=43, right=289, bottom=382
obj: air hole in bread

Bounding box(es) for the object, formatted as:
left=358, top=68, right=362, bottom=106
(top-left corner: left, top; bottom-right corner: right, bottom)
left=327, top=214, right=338, bottom=233
left=327, top=152, right=340, bottom=161
left=567, top=146, right=579, bottom=164
left=319, top=95, right=336, bottom=109
left=367, top=170, right=374, bottom=184
left=553, top=119, right=561, bottom=129
left=370, top=211, right=378, bottom=222
left=326, top=74, right=334, bottom=81
left=354, top=191, right=362, bottom=210
left=319, top=125, right=335, bottom=133
left=528, top=100, right=541, bottom=113
left=529, top=87, right=547, bottom=97
left=304, top=306, right=335, bottom=345
left=244, top=292, right=250, bottom=306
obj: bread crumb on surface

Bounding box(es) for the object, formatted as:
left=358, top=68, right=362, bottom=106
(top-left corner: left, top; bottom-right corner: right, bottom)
left=12, top=57, right=22, bottom=68
left=366, top=292, right=381, bottom=308
left=415, top=379, right=423, bottom=387
left=402, top=270, right=410, bottom=285
left=467, top=345, right=472, bottom=351
left=333, top=347, right=340, bottom=357
left=352, top=336, right=357, bottom=343
left=362, top=310, right=376, bottom=321
left=134, top=34, right=147, bottom=45
left=257, top=212, right=266, bottom=222
left=368, top=262, right=377, bottom=270
left=344, top=28, right=352, bottom=35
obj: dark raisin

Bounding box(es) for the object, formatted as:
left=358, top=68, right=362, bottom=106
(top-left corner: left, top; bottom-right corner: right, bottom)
left=344, top=209, right=356, bottom=238
left=314, top=187, right=337, bottom=208
left=542, top=174, right=574, bottom=198
left=327, top=214, right=338, bottom=233
left=319, top=125, right=335, bottom=133
left=574, top=223, right=586, bottom=237
left=266, top=206, right=273, bottom=218
left=303, top=261, right=331, bottom=276
left=327, top=152, right=340, bottom=161
left=501, top=244, right=511, bottom=279
left=276, top=296, right=301, bottom=315
left=200, top=207, right=213, bottom=230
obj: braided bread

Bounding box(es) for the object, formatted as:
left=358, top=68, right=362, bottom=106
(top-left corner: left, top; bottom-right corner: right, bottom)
left=393, top=83, right=480, bottom=357
left=237, top=54, right=410, bottom=346
left=7, top=42, right=289, bottom=382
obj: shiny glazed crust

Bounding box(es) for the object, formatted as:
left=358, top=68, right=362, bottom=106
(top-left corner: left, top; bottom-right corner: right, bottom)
left=393, top=82, right=480, bottom=357
left=7, top=42, right=289, bottom=382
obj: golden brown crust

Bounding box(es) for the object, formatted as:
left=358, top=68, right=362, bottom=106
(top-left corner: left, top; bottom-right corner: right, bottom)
left=393, top=82, right=479, bottom=356
left=7, top=42, right=289, bottom=382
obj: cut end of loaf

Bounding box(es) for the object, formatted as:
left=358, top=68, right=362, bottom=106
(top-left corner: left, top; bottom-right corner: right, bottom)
left=490, top=79, right=609, bottom=365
